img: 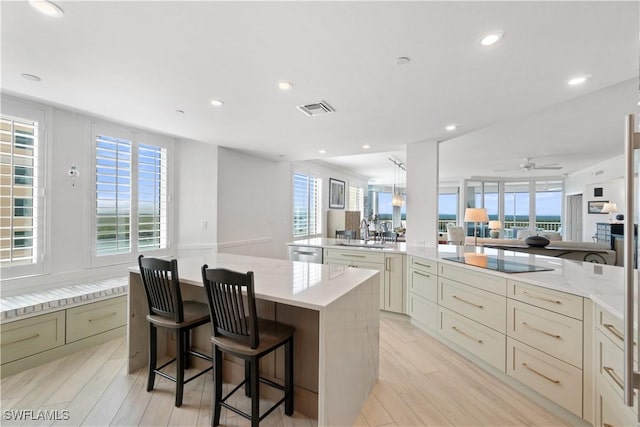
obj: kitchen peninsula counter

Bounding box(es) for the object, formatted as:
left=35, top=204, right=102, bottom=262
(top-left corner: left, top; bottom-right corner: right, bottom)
left=128, top=252, right=379, bottom=426
left=288, top=238, right=627, bottom=313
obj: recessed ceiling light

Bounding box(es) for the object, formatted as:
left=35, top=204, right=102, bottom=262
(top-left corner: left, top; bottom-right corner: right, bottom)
left=29, top=0, right=64, bottom=17
left=445, top=124, right=457, bottom=131
left=318, top=150, right=327, bottom=154
left=210, top=99, right=224, bottom=107
left=480, top=31, right=503, bottom=46
left=362, top=144, right=371, bottom=149
left=278, top=81, right=293, bottom=90
left=21, top=73, right=42, bottom=82
left=568, top=75, right=591, bottom=86
left=395, top=57, right=410, bottom=66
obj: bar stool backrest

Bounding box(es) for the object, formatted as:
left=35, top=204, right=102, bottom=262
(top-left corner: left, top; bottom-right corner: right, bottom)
left=138, top=255, right=184, bottom=323
left=201, top=267, right=259, bottom=349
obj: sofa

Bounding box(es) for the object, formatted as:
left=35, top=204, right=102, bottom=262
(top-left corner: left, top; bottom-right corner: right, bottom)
left=464, top=232, right=617, bottom=265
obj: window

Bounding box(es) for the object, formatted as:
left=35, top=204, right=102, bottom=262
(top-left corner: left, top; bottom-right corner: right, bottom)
left=0, top=113, right=43, bottom=274
left=96, top=135, right=132, bottom=255
left=138, top=144, right=167, bottom=250
left=535, top=180, right=562, bottom=232
left=438, top=191, right=458, bottom=232
left=348, top=186, right=364, bottom=217
left=94, top=129, right=170, bottom=263
left=293, top=172, right=322, bottom=238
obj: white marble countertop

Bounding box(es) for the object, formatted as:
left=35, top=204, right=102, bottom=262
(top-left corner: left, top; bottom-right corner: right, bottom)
left=289, top=238, right=633, bottom=319
left=129, top=252, right=378, bottom=311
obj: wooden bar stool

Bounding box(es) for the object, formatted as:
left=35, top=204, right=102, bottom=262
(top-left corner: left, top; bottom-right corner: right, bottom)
left=137, top=255, right=213, bottom=407
left=201, top=266, right=294, bottom=427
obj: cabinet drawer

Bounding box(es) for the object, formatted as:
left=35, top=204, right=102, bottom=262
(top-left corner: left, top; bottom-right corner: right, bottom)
left=409, top=293, right=437, bottom=331
left=1, top=311, right=65, bottom=364
left=507, top=299, right=582, bottom=368
left=66, top=297, right=127, bottom=343
left=596, top=376, right=638, bottom=427
left=507, top=338, right=582, bottom=418
left=408, top=256, right=437, bottom=274
left=596, top=330, right=638, bottom=415
left=409, top=268, right=437, bottom=302
left=439, top=263, right=506, bottom=296
left=438, top=306, right=506, bottom=372
left=508, top=280, right=583, bottom=320
left=596, top=305, right=638, bottom=361
left=439, top=277, right=506, bottom=333
left=324, top=249, right=384, bottom=264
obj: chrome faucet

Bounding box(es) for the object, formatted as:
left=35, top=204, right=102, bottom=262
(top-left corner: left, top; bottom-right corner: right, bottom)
left=360, top=219, right=369, bottom=242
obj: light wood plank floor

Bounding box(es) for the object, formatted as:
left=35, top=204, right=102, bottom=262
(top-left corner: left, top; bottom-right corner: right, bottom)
left=0, top=315, right=570, bottom=427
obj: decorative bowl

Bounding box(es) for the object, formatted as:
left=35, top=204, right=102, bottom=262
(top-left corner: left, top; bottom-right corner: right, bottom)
left=525, top=235, right=550, bottom=247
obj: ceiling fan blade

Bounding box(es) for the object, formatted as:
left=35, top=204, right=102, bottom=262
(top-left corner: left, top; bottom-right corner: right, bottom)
left=534, top=165, right=563, bottom=170
left=493, top=167, right=520, bottom=172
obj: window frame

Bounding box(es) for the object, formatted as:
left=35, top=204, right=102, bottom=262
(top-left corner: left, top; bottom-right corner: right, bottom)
left=292, top=170, right=322, bottom=239
left=90, top=122, right=173, bottom=268
left=0, top=102, right=47, bottom=279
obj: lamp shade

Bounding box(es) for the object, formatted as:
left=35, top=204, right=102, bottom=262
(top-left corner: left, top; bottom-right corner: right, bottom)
left=601, top=202, right=618, bottom=214
left=464, top=208, right=489, bottom=223
left=488, top=220, right=502, bottom=230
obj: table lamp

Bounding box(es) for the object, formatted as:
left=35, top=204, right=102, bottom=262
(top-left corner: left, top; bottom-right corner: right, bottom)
left=601, top=202, right=618, bottom=223
left=464, top=208, right=489, bottom=246
left=488, top=220, right=502, bottom=238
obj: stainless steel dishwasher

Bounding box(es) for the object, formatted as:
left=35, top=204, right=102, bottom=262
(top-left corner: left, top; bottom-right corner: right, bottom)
left=288, top=245, right=323, bottom=264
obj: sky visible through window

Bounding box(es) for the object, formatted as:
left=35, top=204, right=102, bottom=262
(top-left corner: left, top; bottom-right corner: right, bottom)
left=439, top=192, right=562, bottom=217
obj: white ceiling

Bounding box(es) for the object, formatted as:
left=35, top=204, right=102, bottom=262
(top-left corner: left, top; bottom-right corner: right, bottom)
left=2, top=1, right=638, bottom=183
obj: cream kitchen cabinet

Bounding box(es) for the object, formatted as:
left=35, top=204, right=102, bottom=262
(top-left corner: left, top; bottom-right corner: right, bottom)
left=594, top=304, right=638, bottom=426
left=407, top=256, right=438, bottom=331
left=324, top=249, right=405, bottom=313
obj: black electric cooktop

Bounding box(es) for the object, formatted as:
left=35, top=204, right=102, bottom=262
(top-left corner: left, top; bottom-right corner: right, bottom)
left=442, top=256, right=553, bottom=274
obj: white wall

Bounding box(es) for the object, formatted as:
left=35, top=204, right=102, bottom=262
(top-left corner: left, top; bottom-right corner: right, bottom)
left=294, top=160, right=369, bottom=215
left=175, top=140, right=218, bottom=257
left=406, top=140, right=439, bottom=247
left=217, top=148, right=292, bottom=259
left=565, top=154, right=624, bottom=241
left=1, top=94, right=203, bottom=295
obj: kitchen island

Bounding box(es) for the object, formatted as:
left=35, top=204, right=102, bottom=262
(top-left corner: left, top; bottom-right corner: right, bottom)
left=288, top=238, right=633, bottom=425
left=127, top=252, right=380, bottom=427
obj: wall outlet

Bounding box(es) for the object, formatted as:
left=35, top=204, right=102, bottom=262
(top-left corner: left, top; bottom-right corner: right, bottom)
left=201, top=220, right=208, bottom=230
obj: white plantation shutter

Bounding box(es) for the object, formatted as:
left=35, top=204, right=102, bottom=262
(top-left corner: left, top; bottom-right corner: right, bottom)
left=0, top=115, right=41, bottom=269
left=138, top=144, right=167, bottom=250
left=293, top=173, right=322, bottom=237
left=95, top=135, right=132, bottom=255
left=348, top=186, right=364, bottom=216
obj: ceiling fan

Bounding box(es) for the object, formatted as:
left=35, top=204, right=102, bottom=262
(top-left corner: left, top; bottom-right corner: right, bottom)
left=495, top=157, right=563, bottom=172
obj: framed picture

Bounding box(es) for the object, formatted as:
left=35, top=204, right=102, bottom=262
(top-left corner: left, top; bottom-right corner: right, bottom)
left=329, top=178, right=345, bottom=209
left=588, top=200, right=608, bottom=214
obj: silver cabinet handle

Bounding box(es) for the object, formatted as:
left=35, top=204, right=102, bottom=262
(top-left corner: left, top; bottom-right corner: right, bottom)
left=2, top=333, right=40, bottom=346
left=604, top=366, right=625, bottom=391
left=89, top=312, right=117, bottom=322
left=452, top=295, right=483, bottom=309
left=521, top=291, right=561, bottom=305
left=451, top=326, right=483, bottom=343
left=603, top=323, right=625, bottom=343
left=414, top=261, right=432, bottom=268
left=386, top=258, right=391, bottom=271
left=522, top=363, right=560, bottom=384
left=342, top=253, right=365, bottom=258
left=413, top=271, right=431, bottom=279
left=522, top=322, right=561, bottom=339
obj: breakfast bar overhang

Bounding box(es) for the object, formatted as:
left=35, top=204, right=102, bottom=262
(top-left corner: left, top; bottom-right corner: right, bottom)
left=127, top=252, right=380, bottom=426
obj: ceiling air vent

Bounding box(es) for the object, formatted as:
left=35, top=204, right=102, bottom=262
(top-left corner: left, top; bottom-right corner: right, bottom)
left=297, top=101, right=335, bottom=117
